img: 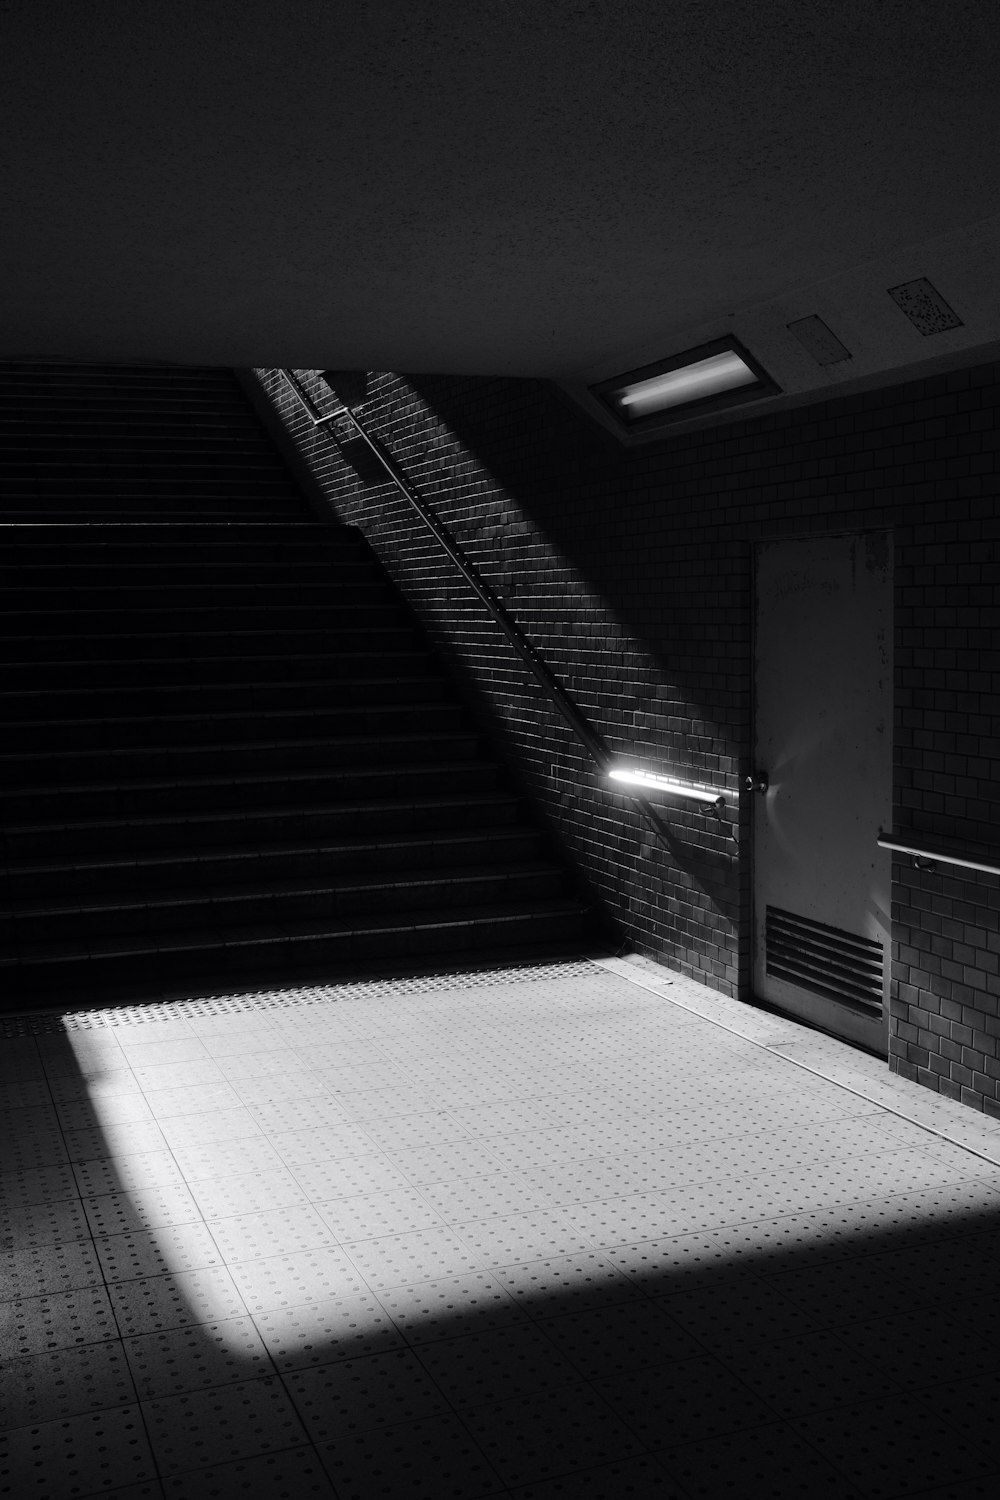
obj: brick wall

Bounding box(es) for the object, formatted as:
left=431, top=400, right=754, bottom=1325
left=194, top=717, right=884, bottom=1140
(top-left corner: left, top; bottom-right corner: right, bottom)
left=252, top=362, right=1000, bottom=1116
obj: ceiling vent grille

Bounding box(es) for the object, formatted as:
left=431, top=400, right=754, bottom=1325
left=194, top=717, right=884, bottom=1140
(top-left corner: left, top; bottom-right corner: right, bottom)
left=765, top=904, right=883, bottom=1016
left=887, top=278, right=963, bottom=336
left=787, top=315, right=852, bottom=366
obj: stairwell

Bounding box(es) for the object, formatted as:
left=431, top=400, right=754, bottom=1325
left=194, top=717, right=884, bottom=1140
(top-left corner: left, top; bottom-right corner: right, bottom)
left=0, top=364, right=593, bottom=1010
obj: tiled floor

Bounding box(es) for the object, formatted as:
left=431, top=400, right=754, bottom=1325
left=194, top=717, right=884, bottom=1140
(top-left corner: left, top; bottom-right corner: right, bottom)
left=3, top=953, right=1000, bottom=1499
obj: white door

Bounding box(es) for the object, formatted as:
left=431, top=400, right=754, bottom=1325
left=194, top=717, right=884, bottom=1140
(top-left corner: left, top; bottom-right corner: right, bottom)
left=752, top=531, right=892, bottom=1053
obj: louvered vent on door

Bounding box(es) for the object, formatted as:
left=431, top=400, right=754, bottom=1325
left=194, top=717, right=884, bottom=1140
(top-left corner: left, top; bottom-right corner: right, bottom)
left=765, top=905, right=883, bottom=1015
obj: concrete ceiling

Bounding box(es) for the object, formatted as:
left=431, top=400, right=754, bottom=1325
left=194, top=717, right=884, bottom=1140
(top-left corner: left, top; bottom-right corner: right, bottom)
left=4, top=0, right=1000, bottom=403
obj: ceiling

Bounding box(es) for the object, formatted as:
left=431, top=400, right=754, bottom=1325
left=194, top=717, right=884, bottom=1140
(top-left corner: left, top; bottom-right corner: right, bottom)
left=4, top=0, right=1000, bottom=412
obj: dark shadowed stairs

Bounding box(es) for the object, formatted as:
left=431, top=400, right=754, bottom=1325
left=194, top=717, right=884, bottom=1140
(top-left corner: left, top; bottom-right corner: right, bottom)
left=0, top=364, right=592, bottom=1010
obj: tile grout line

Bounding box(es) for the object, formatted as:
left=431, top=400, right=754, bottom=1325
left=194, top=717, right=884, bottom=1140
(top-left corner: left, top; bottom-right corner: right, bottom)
left=594, top=955, right=1000, bottom=1170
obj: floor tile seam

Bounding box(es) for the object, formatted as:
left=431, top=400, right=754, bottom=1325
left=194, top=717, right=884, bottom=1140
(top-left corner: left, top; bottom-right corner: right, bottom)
left=597, top=957, right=1000, bottom=1166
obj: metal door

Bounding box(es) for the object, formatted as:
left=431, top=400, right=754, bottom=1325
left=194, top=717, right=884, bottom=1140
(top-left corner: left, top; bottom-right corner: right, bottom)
left=751, top=531, right=892, bottom=1053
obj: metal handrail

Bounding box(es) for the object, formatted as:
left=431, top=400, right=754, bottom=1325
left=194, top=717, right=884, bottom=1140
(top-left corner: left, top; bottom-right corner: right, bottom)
left=877, top=831, right=1000, bottom=877
left=274, top=369, right=726, bottom=841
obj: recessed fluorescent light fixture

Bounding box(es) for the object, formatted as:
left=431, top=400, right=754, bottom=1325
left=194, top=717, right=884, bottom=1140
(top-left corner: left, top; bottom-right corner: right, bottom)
left=609, top=767, right=725, bottom=810
left=591, top=337, right=778, bottom=432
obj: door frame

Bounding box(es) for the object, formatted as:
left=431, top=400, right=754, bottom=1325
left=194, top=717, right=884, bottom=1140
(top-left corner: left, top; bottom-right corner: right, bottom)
left=748, top=525, right=894, bottom=1056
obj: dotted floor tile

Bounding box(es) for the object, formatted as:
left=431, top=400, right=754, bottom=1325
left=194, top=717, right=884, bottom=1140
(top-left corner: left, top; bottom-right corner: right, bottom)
left=420, top=1170, right=555, bottom=1222
left=159, top=1107, right=265, bottom=1152
left=792, top=1392, right=997, bottom=1497
left=0, top=1403, right=156, bottom=1497
left=415, top=1322, right=582, bottom=1410
left=492, top=1252, right=646, bottom=1317
left=507, top=1453, right=690, bottom=1498
left=143, top=1082, right=245, bottom=1118
left=228, top=1245, right=367, bottom=1313
left=188, top=1167, right=310, bottom=1219
left=268, top=1122, right=379, bottom=1168
left=252, top=1290, right=403, bottom=1369
left=377, top=1271, right=526, bottom=1345
left=656, top=1278, right=818, bottom=1356
left=0, top=1238, right=103, bottom=1299
left=315, top=1413, right=504, bottom=1499
left=0, top=1339, right=137, bottom=1428
left=289, top=1151, right=413, bottom=1202
left=161, top=1444, right=337, bottom=1499
left=129, top=1059, right=225, bottom=1093
left=57, top=1093, right=155, bottom=1132
left=83, top=1181, right=203, bottom=1237
left=284, top=1348, right=450, bottom=1440
left=96, top=1221, right=224, bottom=1284
left=1, top=1284, right=118, bottom=1358
left=0, top=1162, right=78, bottom=1210
left=536, top=1299, right=704, bottom=1379
left=0, top=1125, right=69, bottom=1173
left=386, top=1139, right=508, bottom=1186
left=455, top=1209, right=595, bottom=1268
left=214, top=1047, right=309, bottom=1078
left=344, top=1226, right=482, bottom=1290
left=232, top=1073, right=331, bottom=1107
left=143, top=1374, right=307, bottom=1477
left=317, top=1187, right=445, bottom=1243
left=660, top=1421, right=864, bottom=1498
left=725, top=1326, right=897, bottom=1419
left=72, top=1149, right=187, bottom=1198
left=124, top=1315, right=273, bottom=1399
left=597, top=1353, right=780, bottom=1449
left=170, top=1137, right=290, bottom=1182
left=109, top=1265, right=248, bottom=1337
left=63, top=1119, right=168, bottom=1162
left=0, top=1079, right=52, bottom=1110
left=360, top=1111, right=472, bottom=1153
left=462, top=1384, right=645, bottom=1488
left=3, top=1196, right=92, bottom=1252
left=207, top=1204, right=336, bottom=1263
left=243, top=1097, right=351, bottom=1135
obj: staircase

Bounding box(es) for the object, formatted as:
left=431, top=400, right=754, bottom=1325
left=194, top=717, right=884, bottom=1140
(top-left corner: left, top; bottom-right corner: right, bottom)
left=0, top=364, right=592, bottom=1009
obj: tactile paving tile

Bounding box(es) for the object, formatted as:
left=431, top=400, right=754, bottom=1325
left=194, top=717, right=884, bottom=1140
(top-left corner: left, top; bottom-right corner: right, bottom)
left=376, top=1270, right=526, bottom=1345
left=124, top=1315, right=273, bottom=1399
left=2, top=1283, right=118, bottom=1358
left=228, top=1245, right=367, bottom=1313
left=96, top=1221, right=224, bottom=1283
left=415, top=1321, right=582, bottom=1410
left=170, top=1135, right=290, bottom=1181
left=63, top=1118, right=168, bottom=1161
left=344, top=1226, right=481, bottom=1291
left=142, top=1081, right=245, bottom=1118
left=317, top=1187, right=445, bottom=1243
left=0, top=1238, right=102, bottom=1300
left=0, top=1338, right=138, bottom=1428
left=0, top=1162, right=78, bottom=1210
left=289, top=1151, right=413, bottom=1202
left=492, top=1252, right=646, bottom=1316
left=142, top=1374, right=308, bottom=1477
left=161, top=1444, right=338, bottom=1499
left=159, top=1107, right=265, bottom=1151
left=461, top=1383, right=645, bottom=1488
left=0, top=1403, right=157, bottom=1496
left=454, top=1209, right=594, bottom=1268
left=419, top=1170, right=555, bottom=1222
left=659, top=1420, right=864, bottom=1497
left=283, top=1348, right=450, bottom=1440
left=188, top=1166, right=310, bottom=1219
left=385, top=1138, right=507, bottom=1186
left=3, top=1195, right=91, bottom=1252
left=109, top=1265, right=248, bottom=1337
left=83, top=1180, right=203, bottom=1237
left=269, top=1122, right=379, bottom=1168
left=792, top=1391, right=997, bottom=1498
left=207, top=1204, right=336, bottom=1263
left=72, top=1148, right=188, bottom=1198
left=535, top=1298, right=705, bottom=1379
left=315, top=1412, right=504, bottom=1499
left=252, top=1289, right=404, bottom=1369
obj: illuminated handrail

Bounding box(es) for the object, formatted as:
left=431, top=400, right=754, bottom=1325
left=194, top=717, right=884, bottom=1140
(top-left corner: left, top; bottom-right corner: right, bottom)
left=274, top=369, right=727, bottom=837
left=877, top=831, right=1000, bottom=877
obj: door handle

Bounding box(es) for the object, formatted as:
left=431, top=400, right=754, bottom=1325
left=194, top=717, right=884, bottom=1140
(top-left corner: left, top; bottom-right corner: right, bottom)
left=745, top=770, right=769, bottom=794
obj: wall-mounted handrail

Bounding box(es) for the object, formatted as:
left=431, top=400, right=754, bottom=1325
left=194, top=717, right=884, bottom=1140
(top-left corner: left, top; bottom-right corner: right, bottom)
left=274, top=368, right=727, bottom=843
left=877, top=831, right=1000, bottom=878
